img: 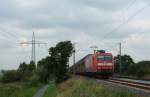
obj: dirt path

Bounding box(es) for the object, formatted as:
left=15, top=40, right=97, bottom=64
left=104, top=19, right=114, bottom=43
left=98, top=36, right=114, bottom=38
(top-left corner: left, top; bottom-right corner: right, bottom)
left=33, top=84, right=49, bottom=97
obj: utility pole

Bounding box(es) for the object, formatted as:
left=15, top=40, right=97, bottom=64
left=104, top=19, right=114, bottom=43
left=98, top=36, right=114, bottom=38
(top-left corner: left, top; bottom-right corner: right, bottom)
left=20, top=32, right=47, bottom=64
left=73, top=43, right=76, bottom=74
left=119, top=42, right=122, bottom=74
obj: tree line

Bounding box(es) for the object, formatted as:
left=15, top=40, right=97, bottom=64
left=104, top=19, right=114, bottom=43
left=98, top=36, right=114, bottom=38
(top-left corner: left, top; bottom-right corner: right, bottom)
left=0, top=41, right=73, bottom=84
left=0, top=41, right=150, bottom=84
left=115, top=55, right=150, bottom=79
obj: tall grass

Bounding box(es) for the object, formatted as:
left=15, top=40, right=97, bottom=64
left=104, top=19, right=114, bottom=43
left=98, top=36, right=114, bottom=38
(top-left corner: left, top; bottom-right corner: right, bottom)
left=42, top=84, right=57, bottom=97
left=0, top=82, right=40, bottom=97
left=56, top=76, right=136, bottom=97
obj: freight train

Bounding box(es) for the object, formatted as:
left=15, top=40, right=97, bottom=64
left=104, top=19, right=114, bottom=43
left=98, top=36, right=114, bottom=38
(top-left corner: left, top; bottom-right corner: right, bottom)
left=71, top=50, right=114, bottom=78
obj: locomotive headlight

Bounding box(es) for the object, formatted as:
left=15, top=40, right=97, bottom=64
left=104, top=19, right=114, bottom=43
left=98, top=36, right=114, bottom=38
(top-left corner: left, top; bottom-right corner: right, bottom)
left=97, top=63, right=112, bottom=66
left=106, top=63, right=112, bottom=66
left=97, top=63, right=103, bottom=66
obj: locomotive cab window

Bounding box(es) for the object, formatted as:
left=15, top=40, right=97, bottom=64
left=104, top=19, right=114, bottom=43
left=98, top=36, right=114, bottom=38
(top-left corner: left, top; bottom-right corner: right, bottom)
left=105, top=56, right=112, bottom=61
left=97, top=56, right=105, bottom=61
left=97, top=55, right=112, bottom=61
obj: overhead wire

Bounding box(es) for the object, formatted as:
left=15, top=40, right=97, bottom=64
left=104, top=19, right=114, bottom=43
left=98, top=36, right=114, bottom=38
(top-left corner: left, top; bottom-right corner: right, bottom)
left=0, top=28, right=20, bottom=43
left=102, top=1, right=150, bottom=41
left=0, top=27, right=19, bottom=38
left=126, top=0, right=137, bottom=10
left=0, top=32, right=18, bottom=43
left=100, top=1, right=150, bottom=54
left=0, top=27, right=23, bottom=50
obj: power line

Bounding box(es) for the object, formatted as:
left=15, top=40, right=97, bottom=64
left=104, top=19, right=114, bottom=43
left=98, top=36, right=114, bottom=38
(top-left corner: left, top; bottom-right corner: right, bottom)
left=0, top=28, right=19, bottom=39
left=105, top=42, right=119, bottom=52
left=0, top=31, right=19, bottom=43
left=123, top=0, right=137, bottom=22
left=0, top=28, right=20, bottom=44
left=126, top=0, right=137, bottom=10
left=99, top=1, right=149, bottom=54
left=102, top=1, right=150, bottom=41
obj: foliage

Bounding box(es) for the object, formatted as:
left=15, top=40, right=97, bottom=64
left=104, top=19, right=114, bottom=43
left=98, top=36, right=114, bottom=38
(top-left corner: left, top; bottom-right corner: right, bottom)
left=1, top=41, right=73, bottom=84
left=49, top=41, right=73, bottom=83
left=126, top=61, right=150, bottom=78
left=18, top=62, right=28, bottom=72
left=0, top=82, right=40, bottom=97
left=36, top=61, right=50, bottom=83
left=37, top=41, right=73, bottom=83
left=28, top=61, right=36, bottom=72
left=18, top=61, right=36, bottom=74
left=1, top=70, right=22, bottom=83
left=1, top=61, right=36, bottom=83
left=114, top=54, right=135, bottom=74
left=115, top=55, right=150, bottom=78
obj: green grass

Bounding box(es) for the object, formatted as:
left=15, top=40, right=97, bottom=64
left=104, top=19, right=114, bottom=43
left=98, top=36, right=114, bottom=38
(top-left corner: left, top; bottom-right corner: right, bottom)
left=42, top=84, right=57, bottom=97
left=42, top=76, right=140, bottom=97
left=0, top=82, right=41, bottom=97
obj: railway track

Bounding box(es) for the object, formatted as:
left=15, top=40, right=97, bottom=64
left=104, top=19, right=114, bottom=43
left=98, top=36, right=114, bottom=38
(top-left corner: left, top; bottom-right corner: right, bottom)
left=78, top=75, right=150, bottom=95
left=108, top=78, right=150, bottom=92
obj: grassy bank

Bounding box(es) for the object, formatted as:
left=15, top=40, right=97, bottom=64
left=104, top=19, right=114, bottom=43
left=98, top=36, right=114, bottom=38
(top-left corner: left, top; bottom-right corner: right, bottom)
left=0, top=82, right=41, bottom=97
left=43, top=76, right=141, bottom=97
left=43, top=84, right=57, bottom=97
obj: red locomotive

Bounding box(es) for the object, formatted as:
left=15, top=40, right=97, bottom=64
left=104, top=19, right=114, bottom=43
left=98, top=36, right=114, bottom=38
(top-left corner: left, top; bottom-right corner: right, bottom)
left=71, top=50, right=114, bottom=78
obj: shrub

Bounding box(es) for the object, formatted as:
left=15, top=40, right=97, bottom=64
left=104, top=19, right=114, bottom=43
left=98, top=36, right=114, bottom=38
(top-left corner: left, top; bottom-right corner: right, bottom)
left=137, top=68, right=150, bottom=78
left=1, top=70, right=22, bottom=83
left=126, top=61, right=150, bottom=78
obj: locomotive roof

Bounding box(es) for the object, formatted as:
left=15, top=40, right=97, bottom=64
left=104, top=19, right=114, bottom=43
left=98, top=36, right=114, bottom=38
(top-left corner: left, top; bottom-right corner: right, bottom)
left=75, top=54, right=92, bottom=65
left=69, top=54, right=92, bottom=69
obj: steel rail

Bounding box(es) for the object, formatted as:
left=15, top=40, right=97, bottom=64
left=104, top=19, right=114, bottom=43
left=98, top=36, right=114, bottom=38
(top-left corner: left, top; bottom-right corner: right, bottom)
left=108, top=79, right=150, bottom=92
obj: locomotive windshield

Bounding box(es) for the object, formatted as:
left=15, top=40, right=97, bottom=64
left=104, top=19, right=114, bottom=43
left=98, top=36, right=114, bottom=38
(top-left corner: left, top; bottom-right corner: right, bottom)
left=97, top=55, right=112, bottom=61
left=105, top=56, right=112, bottom=61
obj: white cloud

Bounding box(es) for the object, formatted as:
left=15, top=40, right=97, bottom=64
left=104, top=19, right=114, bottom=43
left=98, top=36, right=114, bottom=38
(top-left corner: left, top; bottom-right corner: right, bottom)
left=128, top=19, right=150, bottom=30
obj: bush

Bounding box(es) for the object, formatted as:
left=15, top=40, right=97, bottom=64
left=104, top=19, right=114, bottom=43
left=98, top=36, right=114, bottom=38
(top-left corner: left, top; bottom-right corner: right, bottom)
left=137, top=68, right=150, bottom=78
left=126, top=65, right=137, bottom=76
left=126, top=61, right=150, bottom=78
left=1, top=70, right=22, bottom=83
left=27, top=74, right=41, bottom=86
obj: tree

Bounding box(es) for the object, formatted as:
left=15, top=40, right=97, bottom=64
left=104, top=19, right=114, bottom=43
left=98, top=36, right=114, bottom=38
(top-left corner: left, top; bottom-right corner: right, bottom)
left=114, top=54, right=135, bottom=74
left=127, top=61, right=150, bottom=78
left=36, top=41, right=73, bottom=83
left=18, top=62, right=28, bottom=73
left=1, top=70, right=22, bottom=83
left=37, top=57, right=54, bottom=83
left=28, top=61, right=36, bottom=72
left=17, top=62, right=29, bottom=80
left=1, top=41, right=73, bottom=84
left=17, top=61, right=36, bottom=81
left=49, top=41, right=73, bottom=83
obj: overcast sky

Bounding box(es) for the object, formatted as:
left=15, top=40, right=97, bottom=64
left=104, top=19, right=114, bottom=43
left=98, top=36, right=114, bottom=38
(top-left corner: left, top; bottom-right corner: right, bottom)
left=0, top=0, right=150, bottom=70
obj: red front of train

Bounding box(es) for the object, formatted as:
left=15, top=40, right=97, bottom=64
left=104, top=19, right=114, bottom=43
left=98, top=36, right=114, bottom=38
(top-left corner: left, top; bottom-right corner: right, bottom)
left=94, top=51, right=114, bottom=75
left=73, top=50, right=114, bottom=77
